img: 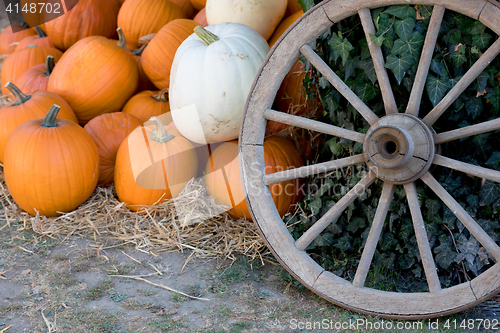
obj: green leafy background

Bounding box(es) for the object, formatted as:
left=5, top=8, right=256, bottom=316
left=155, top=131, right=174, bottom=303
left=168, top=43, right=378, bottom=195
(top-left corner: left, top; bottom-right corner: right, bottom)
left=289, top=1, right=500, bottom=291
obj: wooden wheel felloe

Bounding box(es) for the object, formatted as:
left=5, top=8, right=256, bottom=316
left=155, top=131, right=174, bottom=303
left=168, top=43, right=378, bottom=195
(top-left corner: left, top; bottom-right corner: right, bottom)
left=239, top=0, right=500, bottom=319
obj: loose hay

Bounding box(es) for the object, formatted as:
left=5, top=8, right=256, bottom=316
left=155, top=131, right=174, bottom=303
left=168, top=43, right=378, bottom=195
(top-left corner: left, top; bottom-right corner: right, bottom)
left=0, top=164, right=270, bottom=263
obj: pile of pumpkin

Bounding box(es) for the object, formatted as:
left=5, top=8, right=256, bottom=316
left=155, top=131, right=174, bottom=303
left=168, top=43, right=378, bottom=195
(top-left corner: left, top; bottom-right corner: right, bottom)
left=0, top=0, right=320, bottom=221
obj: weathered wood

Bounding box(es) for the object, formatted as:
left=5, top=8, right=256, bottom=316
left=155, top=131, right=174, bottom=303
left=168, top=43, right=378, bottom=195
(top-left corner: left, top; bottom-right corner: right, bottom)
left=423, top=37, right=500, bottom=126
left=404, top=182, right=441, bottom=293
left=358, top=7, right=398, bottom=115
left=314, top=271, right=476, bottom=316
left=264, top=109, right=365, bottom=143
left=352, top=183, right=394, bottom=288
left=406, top=5, right=445, bottom=116
left=239, top=144, right=325, bottom=287
left=295, top=172, right=377, bottom=251
left=479, top=1, right=500, bottom=35
left=300, top=44, right=380, bottom=125
left=264, top=154, right=365, bottom=185
left=434, top=118, right=500, bottom=144
left=421, top=172, right=500, bottom=261
left=471, top=263, right=500, bottom=301
left=433, top=154, right=500, bottom=183
left=240, top=7, right=333, bottom=146
left=323, top=0, right=486, bottom=23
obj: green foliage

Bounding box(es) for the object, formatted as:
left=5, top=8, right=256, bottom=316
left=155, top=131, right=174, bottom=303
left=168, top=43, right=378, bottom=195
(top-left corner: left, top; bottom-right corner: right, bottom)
left=289, top=2, right=500, bottom=288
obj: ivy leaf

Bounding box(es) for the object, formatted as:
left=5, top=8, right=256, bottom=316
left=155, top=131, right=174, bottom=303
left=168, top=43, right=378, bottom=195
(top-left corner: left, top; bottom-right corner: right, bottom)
left=480, top=180, right=500, bottom=206
left=379, top=232, right=399, bottom=251
left=328, top=33, right=354, bottom=66
left=369, top=33, right=385, bottom=47
left=344, top=56, right=360, bottom=80
left=346, top=216, right=366, bottom=233
left=486, top=87, right=500, bottom=113
left=353, top=79, right=379, bottom=103
left=472, top=72, right=489, bottom=94
left=297, top=0, right=314, bottom=12
left=464, top=97, right=483, bottom=119
left=394, top=17, right=416, bottom=42
left=385, top=53, right=413, bottom=85
left=334, top=234, right=353, bottom=251
left=434, top=243, right=456, bottom=270
left=313, top=233, right=335, bottom=247
left=426, top=75, right=452, bottom=106
left=450, top=45, right=467, bottom=68
left=359, top=39, right=371, bottom=60
left=326, top=137, right=343, bottom=156
left=430, top=58, right=447, bottom=77
left=425, top=199, right=441, bottom=218
left=358, top=59, right=377, bottom=84
left=398, top=253, right=416, bottom=270
left=384, top=5, right=416, bottom=20
left=485, top=152, right=500, bottom=171
left=472, top=33, right=492, bottom=50
left=391, top=32, right=424, bottom=62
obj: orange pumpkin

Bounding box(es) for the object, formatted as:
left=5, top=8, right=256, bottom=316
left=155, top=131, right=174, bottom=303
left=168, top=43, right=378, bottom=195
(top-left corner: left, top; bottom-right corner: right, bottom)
left=205, top=136, right=304, bottom=220
left=1, top=45, right=63, bottom=94
left=4, top=105, right=99, bottom=217
left=48, top=36, right=139, bottom=125
left=43, top=0, right=121, bottom=51
left=122, top=89, right=170, bottom=123
left=142, top=19, right=199, bottom=89
left=170, top=0, right=196, bottom=18
left=285, top=0, right=303, bottom=18
left=0, top=83, right=78, bottom=162
left=266, top=59, right=322, bottom=136
left=116, top=28, right=157, bottom=92
left=0, top=25, right=36, bottom=54
left=268, top=10, right=303, bottom=47
left=84, top=112, right=142, bottom=186
left=193, top=8, right=208, bottom=27
left=190, top=0, right=206, bottom=11
left=15, top=27, right=55, bottom=51
left=117, top=0, right=185, bottom=49
left=114, top=115, right=198, bottom=211
left=16, top=55, right=55, bottom=94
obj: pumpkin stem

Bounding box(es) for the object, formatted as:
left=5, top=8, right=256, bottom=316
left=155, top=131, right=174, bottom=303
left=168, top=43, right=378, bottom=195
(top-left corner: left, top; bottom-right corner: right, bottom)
left=117, top=28, right=127, bottom=50
left=151, top=89, right=169, bottom=102
left=150, top=117, right=175, bottom=143
left=5, top=82, right=31, bottom=106
left=131, top=43, right=147, bottom=56
left=194, top=26, right=219, bottom=45
left=45, top=55, right=55, bottom=76
left=40, top=104, right=61, bottom=128
left=35, top=26, right=47, bottom=38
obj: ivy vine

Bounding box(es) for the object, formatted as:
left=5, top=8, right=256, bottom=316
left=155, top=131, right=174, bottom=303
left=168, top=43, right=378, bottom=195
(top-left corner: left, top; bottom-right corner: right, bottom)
left=289, top=1, right=500, bottom=290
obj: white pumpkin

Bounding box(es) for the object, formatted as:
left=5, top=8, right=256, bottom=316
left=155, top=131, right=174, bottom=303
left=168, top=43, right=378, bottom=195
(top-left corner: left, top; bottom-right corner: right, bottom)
left=169, top=23, right=270, bottom=144
left=206, top=0, right=287, bottom=40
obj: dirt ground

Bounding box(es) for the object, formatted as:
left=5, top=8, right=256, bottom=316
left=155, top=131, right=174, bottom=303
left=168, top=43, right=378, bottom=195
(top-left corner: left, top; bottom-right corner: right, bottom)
left=0, top=4, right=499, bottom=333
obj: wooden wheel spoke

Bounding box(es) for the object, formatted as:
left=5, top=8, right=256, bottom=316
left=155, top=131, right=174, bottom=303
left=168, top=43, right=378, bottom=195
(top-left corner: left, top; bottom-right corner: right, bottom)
left=421, top=172, right=500, bottom=261
left=299, top=44, right=379, bottom=125
left=406, top=5, right=445, bottom=116
left=433, top=155, right=500, bottom=183
left=423, top=37, right=500, bottom=126
left=264, top=154, right=365, bottom=185
left=264, top=109, right=365, bottom=142
left=295, top=172, right=377, bottom=251
left=434, top=118, right=500, bottom=144
left=404, top=182, right=441, bottom=293
left=358, top=8, right=398, bottom=115
left=352, top=183, right=395, bottom=288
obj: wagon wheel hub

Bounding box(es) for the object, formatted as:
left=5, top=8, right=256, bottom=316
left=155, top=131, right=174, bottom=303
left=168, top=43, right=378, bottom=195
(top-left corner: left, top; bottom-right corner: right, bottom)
left=364, top=114, right=435, bottom=184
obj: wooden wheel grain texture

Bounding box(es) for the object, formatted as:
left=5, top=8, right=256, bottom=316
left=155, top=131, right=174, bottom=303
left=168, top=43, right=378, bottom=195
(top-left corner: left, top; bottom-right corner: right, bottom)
left=239, top=0, right=500, bottom=319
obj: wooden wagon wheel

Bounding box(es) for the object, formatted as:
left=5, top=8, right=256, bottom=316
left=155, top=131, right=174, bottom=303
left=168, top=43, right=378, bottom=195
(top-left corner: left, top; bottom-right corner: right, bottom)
left=239, top=0, right=500, bottom=319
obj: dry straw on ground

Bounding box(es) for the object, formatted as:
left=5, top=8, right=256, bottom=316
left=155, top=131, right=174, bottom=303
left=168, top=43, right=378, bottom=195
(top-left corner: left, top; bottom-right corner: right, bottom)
left=0, top=166, right=270, bottom=264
